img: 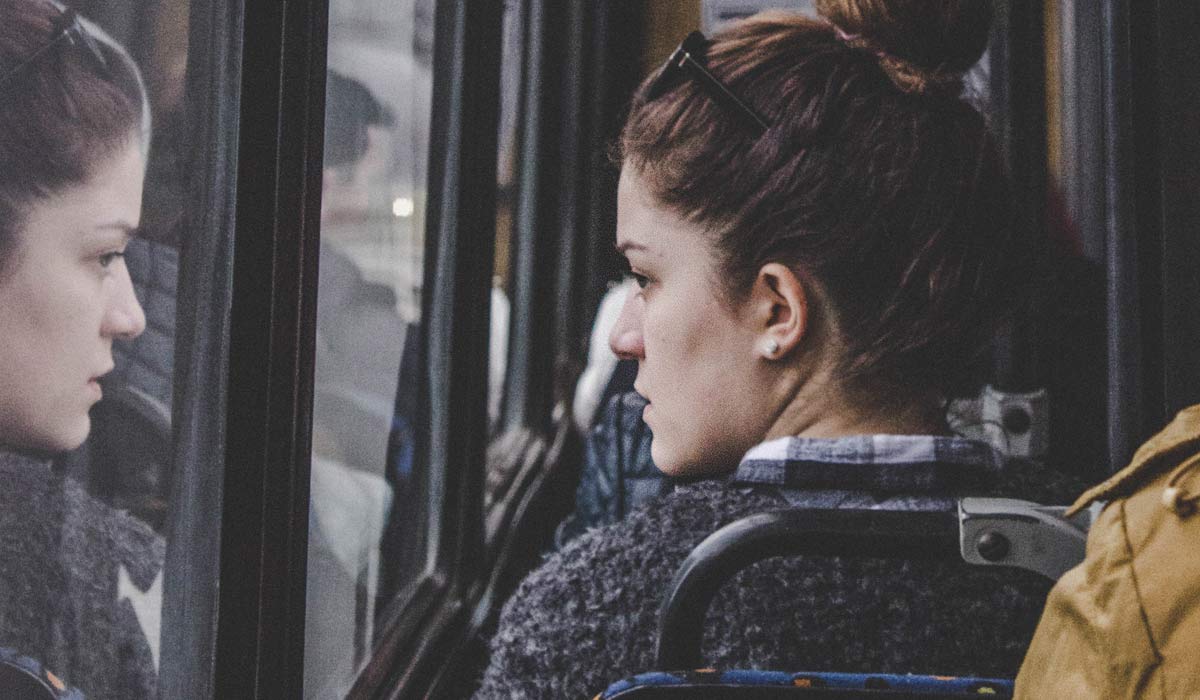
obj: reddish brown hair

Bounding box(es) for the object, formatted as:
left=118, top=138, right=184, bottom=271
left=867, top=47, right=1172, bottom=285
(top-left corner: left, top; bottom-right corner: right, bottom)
left=618, top=0, right=1024, bottom=398
left=0, top=0, right=144, bottom=271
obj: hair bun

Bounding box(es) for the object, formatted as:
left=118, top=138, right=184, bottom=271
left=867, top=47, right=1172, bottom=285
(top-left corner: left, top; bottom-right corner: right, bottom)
left=816, top=0, right=992, bottom=77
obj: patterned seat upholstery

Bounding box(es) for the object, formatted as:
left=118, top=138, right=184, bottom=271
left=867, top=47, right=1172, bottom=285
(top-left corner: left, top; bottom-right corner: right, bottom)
left=599, top=669, right=1013, bottom=699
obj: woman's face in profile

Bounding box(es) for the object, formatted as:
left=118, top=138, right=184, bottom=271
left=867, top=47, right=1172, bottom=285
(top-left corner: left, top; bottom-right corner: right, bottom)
left=611, top=167, right=776, bottom=476
left=0, top=140, right=147, bottom=454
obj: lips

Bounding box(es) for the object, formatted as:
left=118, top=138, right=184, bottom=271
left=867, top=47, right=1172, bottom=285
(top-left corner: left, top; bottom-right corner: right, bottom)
left=87, top=364, right=114, bottom=401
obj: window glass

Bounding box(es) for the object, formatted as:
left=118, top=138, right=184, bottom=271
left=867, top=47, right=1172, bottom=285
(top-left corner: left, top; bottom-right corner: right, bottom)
left=0, top=0, right=194, bottom=697
left=490, top=0, right=522, bottom=427
left=306, top=0, right=434, bottom=696
left=481, top=0, right=529, bottom=521
left=700, top=0, right=815, bottom=32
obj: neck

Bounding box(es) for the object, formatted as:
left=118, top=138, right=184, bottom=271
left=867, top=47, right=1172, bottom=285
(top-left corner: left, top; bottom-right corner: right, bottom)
left=762, top=365, right=947, bottom=440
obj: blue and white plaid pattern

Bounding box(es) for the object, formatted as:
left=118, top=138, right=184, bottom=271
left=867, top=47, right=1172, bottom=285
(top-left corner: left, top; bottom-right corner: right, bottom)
left=732, top=434, right=1003, bottom=511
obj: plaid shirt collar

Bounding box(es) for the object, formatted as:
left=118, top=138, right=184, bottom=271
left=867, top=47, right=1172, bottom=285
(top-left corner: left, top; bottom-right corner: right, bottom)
left=729, top=434, right=1002, bottom=510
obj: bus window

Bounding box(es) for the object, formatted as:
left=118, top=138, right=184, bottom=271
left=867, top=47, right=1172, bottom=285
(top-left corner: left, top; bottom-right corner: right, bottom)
left=318, top=1, right=1200, bottom=697
left=306, top=0, right=437, bottom=696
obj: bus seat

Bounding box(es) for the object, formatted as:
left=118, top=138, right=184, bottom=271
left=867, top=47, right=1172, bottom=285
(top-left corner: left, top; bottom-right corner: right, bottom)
left=0, top=647, right=85, bottom=700
left=87, top=382, right=173, bottom=531
left=596, top=501, right=1089, bottom=699
left=956, top=498, right=1093, bottom=581
left=53, top=378, right=173, bottom=532
left=599, top=670, right=1013, bottom=699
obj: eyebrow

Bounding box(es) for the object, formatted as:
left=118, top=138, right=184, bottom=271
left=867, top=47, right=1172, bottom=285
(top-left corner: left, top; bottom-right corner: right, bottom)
left=90, top=222, right=139, bottom=237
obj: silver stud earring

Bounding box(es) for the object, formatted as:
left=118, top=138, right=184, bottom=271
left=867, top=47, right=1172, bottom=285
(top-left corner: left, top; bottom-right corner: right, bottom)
left=764, top=339, right=780, bottom=356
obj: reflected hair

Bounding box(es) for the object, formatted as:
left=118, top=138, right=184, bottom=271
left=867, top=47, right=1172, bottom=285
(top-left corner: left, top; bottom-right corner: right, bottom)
left=0, top=0, right=150, bottom=272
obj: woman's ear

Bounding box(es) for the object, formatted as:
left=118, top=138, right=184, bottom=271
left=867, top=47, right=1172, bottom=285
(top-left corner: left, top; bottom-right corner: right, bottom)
left=751, top=262, right=808, bottom=359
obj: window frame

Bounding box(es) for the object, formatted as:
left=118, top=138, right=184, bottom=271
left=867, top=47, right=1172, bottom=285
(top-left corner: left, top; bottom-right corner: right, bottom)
left=1056, top=0, right=1200, bottom=469
left=1105, top=0, right=1200, bottom=460
left=209, top=0, right=330, bottom=696
left=1150, top=0, right=1200, bottom=426
left=155, top=0, right=258, bottom=694
left=987, top=0, right=1049, bottom=395
left=153, top=0, right=333, bottom=694
left=345, top=1, right=503, bottom=696
left=164, top=0, right=504, bottom=695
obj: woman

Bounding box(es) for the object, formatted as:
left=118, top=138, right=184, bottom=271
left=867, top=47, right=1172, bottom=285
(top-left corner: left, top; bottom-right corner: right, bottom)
left=0, top=2, right=162, bottom=698
left=476, top=2, right=1082, bottom=697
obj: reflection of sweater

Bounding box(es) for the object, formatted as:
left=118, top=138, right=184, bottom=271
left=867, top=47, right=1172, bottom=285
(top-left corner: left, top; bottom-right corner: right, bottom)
left=476, top=455, right=1083, bottom=699
left=0, top=449, right=163, bottom=699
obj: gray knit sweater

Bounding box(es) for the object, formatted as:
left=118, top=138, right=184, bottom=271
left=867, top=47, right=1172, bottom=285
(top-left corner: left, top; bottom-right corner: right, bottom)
left=475, top=458, right=1082, bottom=699
left=0, top=449, right=163, bottom=699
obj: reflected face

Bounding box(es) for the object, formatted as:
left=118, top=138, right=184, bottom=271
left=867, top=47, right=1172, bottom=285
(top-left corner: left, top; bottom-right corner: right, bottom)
left=609, top=168, right=768, bottom=477
left=0, top=140, right=147, bottom=454
left=321, top=124, right=392, bottom=228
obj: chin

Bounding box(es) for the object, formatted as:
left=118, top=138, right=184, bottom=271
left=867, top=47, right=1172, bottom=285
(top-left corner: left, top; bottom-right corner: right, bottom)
left=38, top=417, right=91, bottom=455
left=2, top=432, right=86, bottom=458
left=653, top=438, right=743, bottom=479
left=655, top=460, right=690, bottom=478
left=649, top=440, right=675, bottom=475
left=650, top=440, right=694, bottom=478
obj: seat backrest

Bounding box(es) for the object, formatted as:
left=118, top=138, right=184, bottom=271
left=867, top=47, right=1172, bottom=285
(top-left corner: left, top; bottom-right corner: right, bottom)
left=656, top=508, right=963, bottom=671
left=600, top=500, right=1090, bottom=699
left=656, top=501, right=1088, bottom=671
left=51, top=379, right=172, bottom=532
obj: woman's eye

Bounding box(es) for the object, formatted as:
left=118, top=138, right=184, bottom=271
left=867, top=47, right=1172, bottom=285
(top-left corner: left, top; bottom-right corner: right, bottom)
left=98, top=251, right=126, bottom=269
left=626, top=271, right=649, bottom=289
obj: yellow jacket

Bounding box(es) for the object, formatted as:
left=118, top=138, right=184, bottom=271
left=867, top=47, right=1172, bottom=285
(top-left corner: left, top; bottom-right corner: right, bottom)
left=1015, top=405, right=1200, bottom=699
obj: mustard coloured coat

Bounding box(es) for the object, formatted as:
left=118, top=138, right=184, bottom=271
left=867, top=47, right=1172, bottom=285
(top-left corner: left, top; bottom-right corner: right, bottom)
left=1015, top=405, right=1200, bottom=699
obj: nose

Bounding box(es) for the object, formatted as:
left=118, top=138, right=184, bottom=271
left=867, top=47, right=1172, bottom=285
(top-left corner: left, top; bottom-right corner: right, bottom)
left=101, top=265, right=147, bottom=340
left=608, top=286, right=645, bottom=361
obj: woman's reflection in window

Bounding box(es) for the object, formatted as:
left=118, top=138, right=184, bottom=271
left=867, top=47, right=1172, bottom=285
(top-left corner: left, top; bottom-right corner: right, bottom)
left=0, top=1, right=163, bottom=698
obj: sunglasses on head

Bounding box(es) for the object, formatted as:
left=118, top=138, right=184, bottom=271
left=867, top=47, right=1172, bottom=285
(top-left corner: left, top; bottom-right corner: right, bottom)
left=645, top=30, right=770, bottom=137
left=0, top=5, right=110, bottom=88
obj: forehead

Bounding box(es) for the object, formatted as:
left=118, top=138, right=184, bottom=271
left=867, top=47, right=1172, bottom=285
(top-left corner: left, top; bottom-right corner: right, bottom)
left=18, top=142, right=145, bottom=240
left=616, top=167, right=698, bottom=255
